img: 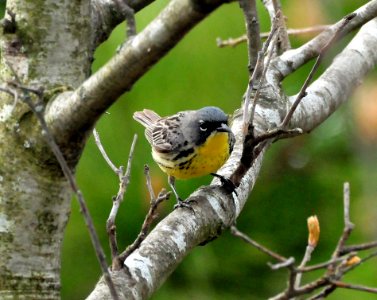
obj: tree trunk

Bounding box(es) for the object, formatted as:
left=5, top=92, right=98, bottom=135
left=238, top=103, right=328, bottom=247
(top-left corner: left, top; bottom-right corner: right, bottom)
left=0, top=0, right=91, bottom=298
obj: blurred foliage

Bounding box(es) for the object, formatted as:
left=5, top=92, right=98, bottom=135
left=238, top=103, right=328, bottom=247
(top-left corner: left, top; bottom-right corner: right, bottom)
left=0, top=0, right=367, bottom=299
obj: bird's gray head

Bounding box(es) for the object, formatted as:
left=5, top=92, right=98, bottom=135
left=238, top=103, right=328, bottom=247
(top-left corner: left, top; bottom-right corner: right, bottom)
left=182, top=106, right=233, bottom=146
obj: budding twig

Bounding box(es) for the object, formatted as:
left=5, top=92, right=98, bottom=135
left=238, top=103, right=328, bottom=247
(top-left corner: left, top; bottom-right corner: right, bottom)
left=294, top=216, right=320, bottom=290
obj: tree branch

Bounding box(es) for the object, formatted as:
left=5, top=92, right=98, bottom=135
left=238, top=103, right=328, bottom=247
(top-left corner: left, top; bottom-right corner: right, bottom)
left=288, top=18, right=377, bottom=132
left=280, top=13, right=356, bottom=129
left=217, top=25, right=330, bottom=48
left=273, top=0, right=377, bottom=79
left=91, top=0, right=155, bottom=47
left=239, top=0, right=262, bottom=73
left=93, top=130, right=138, bottom=270
left=46, top=0, right=233, bottom=149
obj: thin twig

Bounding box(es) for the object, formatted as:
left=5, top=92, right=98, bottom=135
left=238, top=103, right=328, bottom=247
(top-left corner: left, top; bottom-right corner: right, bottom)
left=330, top=182, right=354, bottom=269
left=144, top=164, right=156, bottom=200
left=330, top=281, right=377, bottom=294
left=254, top=127, right=304, bottom=144
left=238, top=0, right=262, bottom=74
left=268, top=257, right=295, bottom=270
left=3, top=81, right=119, bottom=300
left=297, top=252, right=357, bottom=273
left=230, top=226, right=287, bottom=262
left=242, top=12, right=281, bottom=135
left=217, top=25, right=330, bottom=47
left=294, top=245, right=315, bottom=289
left=340, top=241, right=377, bottom=255
left=249, top=26, right=280, bottom=126
left=95, top=131, right=138, bottom=270
left=280, top=13, right=357, bottom=129
left=271, top=0, right=290, bottom=52
left=118, top=165, right=170, bottom=262
left=93, top=129, right=119, bottom=174
left=295, top=216, right=320, bottom=290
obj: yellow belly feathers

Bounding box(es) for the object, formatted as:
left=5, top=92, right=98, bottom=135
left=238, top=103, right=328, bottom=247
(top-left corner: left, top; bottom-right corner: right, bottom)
left=152, top=132, right=230, bottom=179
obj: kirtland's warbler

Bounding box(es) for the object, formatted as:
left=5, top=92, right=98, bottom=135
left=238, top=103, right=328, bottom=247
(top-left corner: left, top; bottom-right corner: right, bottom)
left=133, top=106, right=235, bottom=208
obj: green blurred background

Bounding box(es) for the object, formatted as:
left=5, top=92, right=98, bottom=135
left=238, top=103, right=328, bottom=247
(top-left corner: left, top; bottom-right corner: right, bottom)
left=2, top=0, right=377, bottom=299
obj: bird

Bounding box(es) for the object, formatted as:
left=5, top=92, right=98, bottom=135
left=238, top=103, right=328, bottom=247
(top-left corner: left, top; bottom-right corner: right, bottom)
left=133, top=106, right=235, bottom=208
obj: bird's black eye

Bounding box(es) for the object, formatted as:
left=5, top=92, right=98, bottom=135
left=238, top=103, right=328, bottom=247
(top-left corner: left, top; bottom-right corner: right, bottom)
left=199, top=120, right=207, bottom=132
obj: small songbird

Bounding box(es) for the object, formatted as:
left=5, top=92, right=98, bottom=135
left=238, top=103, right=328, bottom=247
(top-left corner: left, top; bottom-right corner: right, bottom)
left=133, top=106, right=235, bottom=208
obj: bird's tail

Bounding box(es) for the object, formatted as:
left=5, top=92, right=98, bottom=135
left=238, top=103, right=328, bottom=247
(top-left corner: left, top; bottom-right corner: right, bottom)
left=133, top=109, right=161, bottom=128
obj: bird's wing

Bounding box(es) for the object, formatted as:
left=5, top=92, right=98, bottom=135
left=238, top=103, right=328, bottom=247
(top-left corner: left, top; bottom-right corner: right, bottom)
left=151, top=113, right=184, bottom=153
left=133, top=109, right=162, bottom=145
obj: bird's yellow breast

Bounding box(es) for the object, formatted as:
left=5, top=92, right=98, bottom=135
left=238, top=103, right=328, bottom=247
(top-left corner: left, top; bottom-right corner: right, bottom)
left=152, top=132, right=231, bottom=179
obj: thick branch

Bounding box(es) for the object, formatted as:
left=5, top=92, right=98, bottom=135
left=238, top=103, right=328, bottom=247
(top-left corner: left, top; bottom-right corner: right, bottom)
left=46, top=0, right=231, bottom=149
left=91, top=0, right=155, bottom=47
left=288, top=18, right=377, bottom=131
left=273, top=0, right=377, bottom=79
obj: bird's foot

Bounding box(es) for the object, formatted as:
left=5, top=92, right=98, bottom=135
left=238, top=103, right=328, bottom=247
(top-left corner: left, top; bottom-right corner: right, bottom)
left=211, top=173, right=238, bottom=195
left=174, top=198, right=196, bottom=212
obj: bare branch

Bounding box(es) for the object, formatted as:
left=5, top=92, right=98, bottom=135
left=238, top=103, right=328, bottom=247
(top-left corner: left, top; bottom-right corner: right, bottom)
left=239, top=0, right=262, bottom=73
left=330, top=182, right=355, bottom=269
left=95, top=132, right=138, bottom=270
left=93, top=129, right=120, bottom=174
left=330, top=281, right=377, bottom=294
left=261, top=0, right=290, bottom=52
left=230, top=226, right=287, bottom=262
left=285, top=18, right=377, bottom=135
left=295, top=216, right=320, bottom=289
left=249, top=26, right=280, bottom=125
left=297, top=253, right=356, bottom=273
left=217, top=25, right=330, bottom=48
left=91, top=0, right=154, bottom=47
left=118, top=165, right=170, bottom=262
left=274, top=0, right=377, bottom=79
left=268, top=257, right=295, bottom=271
left=280, top=13, right=356, bottom=129
left=341, top=241, right=377, bottom=255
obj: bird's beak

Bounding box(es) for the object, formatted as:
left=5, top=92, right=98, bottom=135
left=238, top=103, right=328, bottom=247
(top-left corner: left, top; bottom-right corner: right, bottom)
left=216, top=123, right=232, bottom=133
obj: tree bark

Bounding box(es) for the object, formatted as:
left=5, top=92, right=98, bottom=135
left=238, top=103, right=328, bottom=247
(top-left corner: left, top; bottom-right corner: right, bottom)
left=0, top=0, right=92, bottom=298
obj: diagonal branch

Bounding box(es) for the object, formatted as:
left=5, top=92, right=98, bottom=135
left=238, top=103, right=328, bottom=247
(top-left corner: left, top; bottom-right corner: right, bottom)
left=45, top=0, right=233, bottom=149
left=280, top=13, right=356, bottom=129
left=273, top=0, right=377, bottom=79
left=288, top=18, right=377, bottom=132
